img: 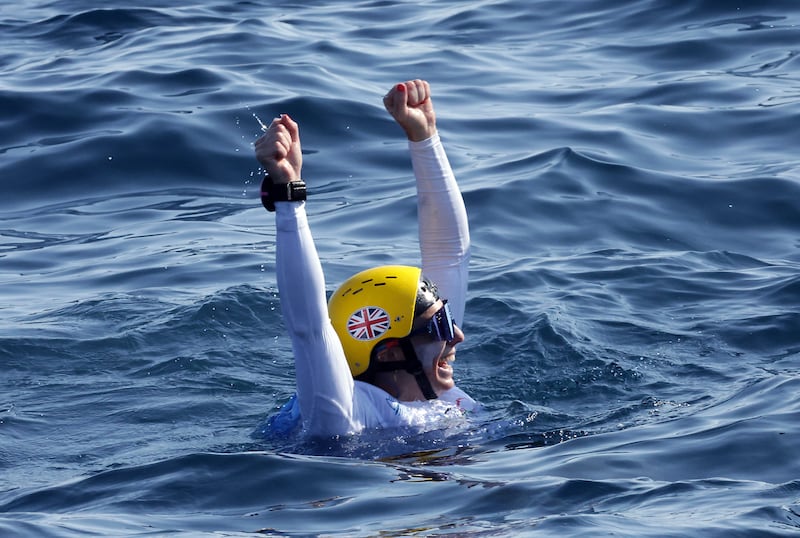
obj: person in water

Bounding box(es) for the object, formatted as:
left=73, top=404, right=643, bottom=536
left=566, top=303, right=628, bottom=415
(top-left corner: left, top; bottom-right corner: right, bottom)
left=255, top=79, right=476, bottom=437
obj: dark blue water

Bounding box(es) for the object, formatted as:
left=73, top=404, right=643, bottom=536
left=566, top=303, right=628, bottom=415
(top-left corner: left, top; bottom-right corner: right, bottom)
left=2, top=1, right=800, bottom=536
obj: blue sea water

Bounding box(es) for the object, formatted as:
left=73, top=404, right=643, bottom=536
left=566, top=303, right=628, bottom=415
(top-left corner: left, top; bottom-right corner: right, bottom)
left=2, top=0, right=800, bottom=535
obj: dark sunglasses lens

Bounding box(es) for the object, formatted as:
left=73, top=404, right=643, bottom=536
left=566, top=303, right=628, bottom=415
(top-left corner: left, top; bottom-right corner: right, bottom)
left=431, top=302, right=455, bottom=341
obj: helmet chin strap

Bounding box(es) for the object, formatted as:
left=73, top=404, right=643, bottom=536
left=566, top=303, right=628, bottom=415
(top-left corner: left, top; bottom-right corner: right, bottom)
left=398, top=337, right=438, bottom=400
left=372, top=338, right=438, bottom=400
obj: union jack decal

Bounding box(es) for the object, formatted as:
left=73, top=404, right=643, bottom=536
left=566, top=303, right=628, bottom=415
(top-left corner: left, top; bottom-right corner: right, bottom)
left=347, top=306, right=390, bottom=341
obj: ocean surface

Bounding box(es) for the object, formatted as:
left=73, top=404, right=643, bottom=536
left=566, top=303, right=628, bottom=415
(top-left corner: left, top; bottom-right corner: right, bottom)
left=2, top=0, right=800, bottom=536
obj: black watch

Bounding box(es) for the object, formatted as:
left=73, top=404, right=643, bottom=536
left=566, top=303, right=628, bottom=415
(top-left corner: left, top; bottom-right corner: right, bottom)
left=260, top=174, right=307, bottom=212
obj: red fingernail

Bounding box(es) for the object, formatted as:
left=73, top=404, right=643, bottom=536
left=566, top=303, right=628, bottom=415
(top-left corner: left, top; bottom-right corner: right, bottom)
left=396, top=84, right=405, bottom=92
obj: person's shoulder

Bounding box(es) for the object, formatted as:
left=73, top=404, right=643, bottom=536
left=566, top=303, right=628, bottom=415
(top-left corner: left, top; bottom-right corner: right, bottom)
left=354, top=381, right=478, bottom=428
left=353, top=380, right=415, bottom=427
left=438, top=385, right=480, bottom=413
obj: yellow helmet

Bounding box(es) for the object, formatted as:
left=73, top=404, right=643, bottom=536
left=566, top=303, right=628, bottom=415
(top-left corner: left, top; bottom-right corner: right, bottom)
left=328, top=265, right=434, bottom=377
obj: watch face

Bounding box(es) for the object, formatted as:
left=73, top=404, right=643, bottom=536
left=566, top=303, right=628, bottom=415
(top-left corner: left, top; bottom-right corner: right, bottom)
left=288, top=182, right=307, bottom=201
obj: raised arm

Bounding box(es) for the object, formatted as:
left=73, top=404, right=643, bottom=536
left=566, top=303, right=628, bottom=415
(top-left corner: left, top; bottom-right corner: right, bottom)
left=383, top=81, right=470, bottom=324
left=255, top=115, right=357, bottom=436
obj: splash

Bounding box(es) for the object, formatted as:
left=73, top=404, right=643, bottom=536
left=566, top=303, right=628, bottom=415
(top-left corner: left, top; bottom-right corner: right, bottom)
left=253, top=112, right=269, bottom=132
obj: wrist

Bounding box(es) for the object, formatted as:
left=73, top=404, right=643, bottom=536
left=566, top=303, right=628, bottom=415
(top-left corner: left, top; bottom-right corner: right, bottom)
left=262, top=168, right=300, bottom=185
left=406, top=126, right=437, bottom=142
left=408, top=132, right=440, bottom=148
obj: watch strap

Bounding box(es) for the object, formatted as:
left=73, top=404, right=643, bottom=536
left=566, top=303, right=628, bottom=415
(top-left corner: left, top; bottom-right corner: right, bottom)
left=260, top=174, right=307, bottom=212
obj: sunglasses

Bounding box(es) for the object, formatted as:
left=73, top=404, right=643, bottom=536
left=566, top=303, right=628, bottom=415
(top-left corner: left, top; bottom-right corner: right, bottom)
left=409, top=300, right=456, bottom=342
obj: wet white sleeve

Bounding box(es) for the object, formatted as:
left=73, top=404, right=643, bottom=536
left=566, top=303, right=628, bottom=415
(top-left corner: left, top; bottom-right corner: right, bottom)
left=410, top=134, right=470, bottom=324
left=275, top=201, right=360, bottom=436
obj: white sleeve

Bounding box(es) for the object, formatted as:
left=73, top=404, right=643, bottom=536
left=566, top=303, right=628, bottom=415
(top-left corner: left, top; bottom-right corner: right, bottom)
left=275, top=201, right=360, bottom=436
left=410, top=134, right=470, bottom=324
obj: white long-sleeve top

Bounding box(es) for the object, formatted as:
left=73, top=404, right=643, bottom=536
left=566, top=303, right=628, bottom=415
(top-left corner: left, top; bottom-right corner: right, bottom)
left=270, top=134, right=475, bottom=438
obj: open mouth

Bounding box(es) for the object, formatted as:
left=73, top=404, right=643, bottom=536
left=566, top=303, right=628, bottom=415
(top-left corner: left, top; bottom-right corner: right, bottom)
left=436, top=352, right=455, bottom=372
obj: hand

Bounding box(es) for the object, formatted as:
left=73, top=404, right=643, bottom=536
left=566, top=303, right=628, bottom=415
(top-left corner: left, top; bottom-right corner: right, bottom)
left=254, top=114, right=302, bottom=184
left=383, top=79, right=437, bottom=142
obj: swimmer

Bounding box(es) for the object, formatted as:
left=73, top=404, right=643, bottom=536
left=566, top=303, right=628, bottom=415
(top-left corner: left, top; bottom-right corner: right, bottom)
left=255, top=80, right=475, bottom=437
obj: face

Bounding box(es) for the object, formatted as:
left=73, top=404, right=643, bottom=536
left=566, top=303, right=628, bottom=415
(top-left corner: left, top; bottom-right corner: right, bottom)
left=410, top=300, right=465, bottom=395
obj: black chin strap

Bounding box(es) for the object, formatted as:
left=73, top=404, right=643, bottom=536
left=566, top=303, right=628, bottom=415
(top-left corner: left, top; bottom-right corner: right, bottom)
left=398, top=337, right=438, bottom=400
left=371, top=339, right=438, bottom=400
